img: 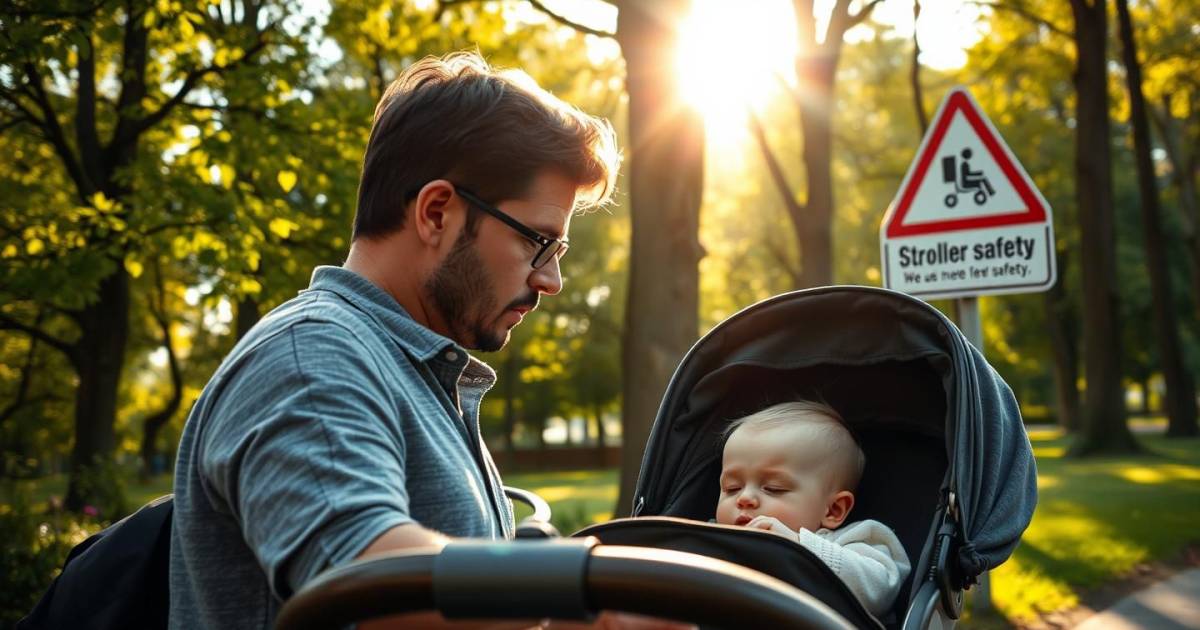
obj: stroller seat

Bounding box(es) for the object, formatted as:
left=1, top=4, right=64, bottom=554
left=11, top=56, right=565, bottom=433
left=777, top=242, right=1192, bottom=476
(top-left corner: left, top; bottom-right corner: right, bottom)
left=577, top=359, right=949, bottom=628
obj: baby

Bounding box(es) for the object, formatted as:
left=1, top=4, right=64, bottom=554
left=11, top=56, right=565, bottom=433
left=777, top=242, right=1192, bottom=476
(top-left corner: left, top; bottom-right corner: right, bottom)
left=715, top=401, right=911, bottom=618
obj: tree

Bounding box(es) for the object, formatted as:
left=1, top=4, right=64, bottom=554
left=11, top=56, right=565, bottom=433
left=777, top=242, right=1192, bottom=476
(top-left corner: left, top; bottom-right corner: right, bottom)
left=749, top=0, right=882, bottom=289
left=962, top=5, right=1084, bottom=431
left=512, top=0, right=705, bottom=516
left=1114, top=0, right=1198, bottom=436
left=1067, top=0, right=1137, bottom=453
left=0, top=0, right=314, bottom=508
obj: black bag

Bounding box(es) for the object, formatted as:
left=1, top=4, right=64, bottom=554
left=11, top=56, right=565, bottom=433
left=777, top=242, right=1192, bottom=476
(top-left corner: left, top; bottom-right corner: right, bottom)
left=18, top=494, right=173, bottom=630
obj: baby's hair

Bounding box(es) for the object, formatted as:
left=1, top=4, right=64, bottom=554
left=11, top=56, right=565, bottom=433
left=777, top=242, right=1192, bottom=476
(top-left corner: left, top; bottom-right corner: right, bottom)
left=723, top=400, right=866, bottom=491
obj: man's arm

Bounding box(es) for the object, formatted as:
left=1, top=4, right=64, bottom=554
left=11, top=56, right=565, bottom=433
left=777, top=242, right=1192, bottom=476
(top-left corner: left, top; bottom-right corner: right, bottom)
left=355, top=524, right=539, bottom=630
left=357, top=522, right=450, bottom=556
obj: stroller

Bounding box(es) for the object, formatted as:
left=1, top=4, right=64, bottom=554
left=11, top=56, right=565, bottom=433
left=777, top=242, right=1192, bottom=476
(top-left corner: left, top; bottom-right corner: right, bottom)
left=276, top=286, right=1037, bottom=629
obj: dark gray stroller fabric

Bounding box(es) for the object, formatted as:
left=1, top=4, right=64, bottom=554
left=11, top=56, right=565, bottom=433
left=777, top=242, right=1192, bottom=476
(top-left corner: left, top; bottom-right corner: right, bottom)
left=952, top=342, right=1038, bottom=577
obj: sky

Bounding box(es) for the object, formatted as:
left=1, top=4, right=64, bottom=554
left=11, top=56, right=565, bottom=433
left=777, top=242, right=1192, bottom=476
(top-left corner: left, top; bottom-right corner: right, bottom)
left=538, top=0, right=986, bottom=71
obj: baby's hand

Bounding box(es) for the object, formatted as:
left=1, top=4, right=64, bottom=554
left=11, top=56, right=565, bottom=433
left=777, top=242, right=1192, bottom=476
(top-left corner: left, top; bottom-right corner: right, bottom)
left=746, top=516, right=799, bottom=541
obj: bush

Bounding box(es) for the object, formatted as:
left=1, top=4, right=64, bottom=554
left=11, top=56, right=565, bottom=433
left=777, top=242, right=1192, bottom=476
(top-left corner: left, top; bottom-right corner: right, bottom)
left=69, top=457, right=129, bottom=520
left=0, top=481, right=104, bottom=628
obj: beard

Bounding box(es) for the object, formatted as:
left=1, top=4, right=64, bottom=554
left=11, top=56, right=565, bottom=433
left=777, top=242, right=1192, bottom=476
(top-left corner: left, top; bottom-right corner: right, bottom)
left=425, top=232, right=537, bottom=352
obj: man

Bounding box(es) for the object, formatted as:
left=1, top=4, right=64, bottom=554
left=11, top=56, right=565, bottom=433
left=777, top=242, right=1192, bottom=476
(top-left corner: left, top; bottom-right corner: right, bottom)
left=169, top=52, right=621, bottom=629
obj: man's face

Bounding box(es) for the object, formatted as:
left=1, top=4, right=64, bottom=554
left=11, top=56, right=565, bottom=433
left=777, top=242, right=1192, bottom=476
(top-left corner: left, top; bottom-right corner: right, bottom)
left=425, top=170, right=575, bottom=352
left=715, top=422, right=842, bottom=533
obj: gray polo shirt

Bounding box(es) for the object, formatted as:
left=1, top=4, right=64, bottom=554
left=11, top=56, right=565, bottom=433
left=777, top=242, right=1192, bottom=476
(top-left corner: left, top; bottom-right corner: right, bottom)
left=169, top=266, right=514, bottom=630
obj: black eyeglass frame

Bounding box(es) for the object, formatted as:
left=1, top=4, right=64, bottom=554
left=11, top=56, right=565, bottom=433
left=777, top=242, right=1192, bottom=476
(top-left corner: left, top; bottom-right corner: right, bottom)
left=454, top=185, right=569, bottom=269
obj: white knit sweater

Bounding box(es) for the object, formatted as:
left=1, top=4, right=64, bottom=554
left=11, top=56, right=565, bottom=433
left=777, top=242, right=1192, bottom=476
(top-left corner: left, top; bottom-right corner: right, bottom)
left=796, top=519, right=912, bottom=617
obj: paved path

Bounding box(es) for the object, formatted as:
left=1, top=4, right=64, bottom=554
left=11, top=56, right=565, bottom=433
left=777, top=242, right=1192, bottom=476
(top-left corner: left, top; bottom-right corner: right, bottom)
left=1073, top=568, right=1200, bottom=630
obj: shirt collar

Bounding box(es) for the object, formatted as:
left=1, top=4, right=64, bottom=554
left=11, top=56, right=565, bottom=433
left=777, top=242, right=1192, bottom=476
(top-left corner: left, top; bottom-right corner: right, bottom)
left=304, top=265, right=461, bottom=364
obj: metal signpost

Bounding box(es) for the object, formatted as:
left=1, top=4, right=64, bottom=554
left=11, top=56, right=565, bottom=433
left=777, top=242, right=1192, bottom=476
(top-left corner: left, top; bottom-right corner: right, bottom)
left=880, top=86, right=1057, bottom=613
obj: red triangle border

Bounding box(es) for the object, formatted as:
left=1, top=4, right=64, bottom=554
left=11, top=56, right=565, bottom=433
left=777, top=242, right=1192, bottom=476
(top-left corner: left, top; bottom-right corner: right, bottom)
left=885, top=90, right=1047, bottom=238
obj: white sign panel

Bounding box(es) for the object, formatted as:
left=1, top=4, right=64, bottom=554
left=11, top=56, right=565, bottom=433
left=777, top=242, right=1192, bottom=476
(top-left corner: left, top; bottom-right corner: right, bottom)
left=880, top=87, right=1056, bottom=299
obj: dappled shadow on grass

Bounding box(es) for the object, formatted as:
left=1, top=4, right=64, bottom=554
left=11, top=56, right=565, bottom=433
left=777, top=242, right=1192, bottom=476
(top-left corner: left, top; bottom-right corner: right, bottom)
left=989, top=432, right=1200, bottom=624
left=505, top=468, right=619, bottom=532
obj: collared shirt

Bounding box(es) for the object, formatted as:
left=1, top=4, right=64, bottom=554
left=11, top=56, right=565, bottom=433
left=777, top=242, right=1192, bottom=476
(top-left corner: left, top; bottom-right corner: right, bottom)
left=169, top=266, right=514, bottom=630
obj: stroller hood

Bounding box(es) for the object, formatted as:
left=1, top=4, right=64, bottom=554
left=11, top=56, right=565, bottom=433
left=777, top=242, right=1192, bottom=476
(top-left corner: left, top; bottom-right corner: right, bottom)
left=630, top=286, right=1037, bottom=584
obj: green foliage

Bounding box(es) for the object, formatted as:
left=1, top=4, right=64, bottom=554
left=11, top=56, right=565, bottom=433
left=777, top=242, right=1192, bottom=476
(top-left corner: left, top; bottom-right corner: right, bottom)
left=68, top=457, right=129, bottom=521
left=1, top=0, right=628, bottom=481
left=0, top=480, right=104, bottom=627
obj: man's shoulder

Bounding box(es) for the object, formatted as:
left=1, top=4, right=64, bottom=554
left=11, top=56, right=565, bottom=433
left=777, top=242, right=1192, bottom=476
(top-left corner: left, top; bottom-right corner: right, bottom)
left=244, top=290, right=383, bottom=350
left=212, top=290, right=400, bottom=386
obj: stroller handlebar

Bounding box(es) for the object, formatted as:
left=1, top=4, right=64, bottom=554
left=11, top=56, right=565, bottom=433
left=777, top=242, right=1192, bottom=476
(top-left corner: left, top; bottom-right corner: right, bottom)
left=275, top=539, right=855, bottom=630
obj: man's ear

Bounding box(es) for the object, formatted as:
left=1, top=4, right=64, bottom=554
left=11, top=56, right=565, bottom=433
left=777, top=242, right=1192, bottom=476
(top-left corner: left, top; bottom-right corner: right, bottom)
left=411, top=180, right=461, bottom=249
left=821, top=490, right=855, bottom=529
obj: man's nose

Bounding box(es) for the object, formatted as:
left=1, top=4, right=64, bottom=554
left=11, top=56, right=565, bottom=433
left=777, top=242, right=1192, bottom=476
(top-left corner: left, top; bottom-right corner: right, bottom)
left=530, top=257, right=563, bottom=295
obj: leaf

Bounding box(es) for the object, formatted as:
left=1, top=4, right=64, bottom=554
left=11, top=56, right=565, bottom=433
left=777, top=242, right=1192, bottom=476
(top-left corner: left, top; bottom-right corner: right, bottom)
left=178, top=16, right=194, bottom=40
left=239, top=277, right=262, bottom=296
left=26, top=238, right=45, bottom=255
left=125, top=258, right=144, bottom=278
left=91, top=192, right=114, bottom=212
left=219, top=164, right=235, bottom=189
left=2, top=244, right=18, bottom=258
left=269, top=217, right=298, bottom=239
left=277, top=170, right=297, bottom=193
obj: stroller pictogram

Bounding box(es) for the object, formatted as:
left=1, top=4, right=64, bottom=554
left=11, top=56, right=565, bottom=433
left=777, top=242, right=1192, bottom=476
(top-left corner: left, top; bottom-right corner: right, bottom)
left=942, top=148, right=995, bottom=207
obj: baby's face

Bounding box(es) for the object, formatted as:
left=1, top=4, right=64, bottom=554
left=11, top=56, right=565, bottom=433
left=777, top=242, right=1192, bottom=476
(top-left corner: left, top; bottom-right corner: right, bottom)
left=716, top=422, right=841, bottom=533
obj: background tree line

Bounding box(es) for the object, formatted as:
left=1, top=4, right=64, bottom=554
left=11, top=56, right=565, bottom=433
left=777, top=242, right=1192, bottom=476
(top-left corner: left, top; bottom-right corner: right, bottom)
left=1, top=0, right=1197, bottom=517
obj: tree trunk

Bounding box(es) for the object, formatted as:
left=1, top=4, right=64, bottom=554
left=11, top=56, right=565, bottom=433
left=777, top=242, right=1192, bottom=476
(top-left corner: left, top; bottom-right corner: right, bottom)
left=236, top=296, right=261, bottom=340
left=1150, top=99, right=1200, bottom=325
left=910, top=0, right=929, bottom=135
left=500, top=352, right=518, bottom=469
left=66, top=268, right=131, bottom=510
left=594, top=404, right=608, bottom=467
left=140, top=284, right=184, bottom=480
left=1043, top=258, right=1080, bottom=432
left=1115, top=0, right=1198, bottom=437
left=1067, top=0, right=1138, bottom=455
left=615, top=0, right=705, bottom=517
left=794, top=54, right=837, bottom=288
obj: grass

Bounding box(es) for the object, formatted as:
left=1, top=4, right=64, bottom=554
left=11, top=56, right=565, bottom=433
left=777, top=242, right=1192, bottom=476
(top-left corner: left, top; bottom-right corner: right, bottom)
left=988, top=428, right=1200, bottom=624
left=503, top=468, right=619, bottom=534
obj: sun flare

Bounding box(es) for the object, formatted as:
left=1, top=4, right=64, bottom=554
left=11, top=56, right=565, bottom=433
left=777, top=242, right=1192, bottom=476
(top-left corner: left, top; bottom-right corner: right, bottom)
left=674, top=1, right=798, bottom=145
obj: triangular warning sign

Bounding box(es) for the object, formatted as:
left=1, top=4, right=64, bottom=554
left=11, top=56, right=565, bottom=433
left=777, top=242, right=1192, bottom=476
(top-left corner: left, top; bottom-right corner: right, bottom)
left=884, top=88, right=1048, bottom=238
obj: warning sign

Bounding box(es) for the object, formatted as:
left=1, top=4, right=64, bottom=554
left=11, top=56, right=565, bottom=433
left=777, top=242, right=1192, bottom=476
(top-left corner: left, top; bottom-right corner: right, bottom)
left=880, top=87, right=1056, bottom=298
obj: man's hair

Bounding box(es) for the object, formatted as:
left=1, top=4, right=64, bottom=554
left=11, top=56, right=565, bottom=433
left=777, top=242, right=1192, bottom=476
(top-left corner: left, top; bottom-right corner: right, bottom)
left=723, top=400, right=865, bottom=491
left=353, top=51, right=621, bottom=240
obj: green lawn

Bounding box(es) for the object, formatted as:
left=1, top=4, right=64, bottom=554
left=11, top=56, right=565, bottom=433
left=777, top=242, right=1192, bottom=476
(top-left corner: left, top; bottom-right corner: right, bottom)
left=503, top=468, right=619, bottom=534
left=988, top=428, right=1200, bottom=623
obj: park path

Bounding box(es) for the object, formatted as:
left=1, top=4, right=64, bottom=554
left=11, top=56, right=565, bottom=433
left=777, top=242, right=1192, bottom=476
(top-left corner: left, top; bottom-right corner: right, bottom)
left=1071, top=567, right=1200, bottom=629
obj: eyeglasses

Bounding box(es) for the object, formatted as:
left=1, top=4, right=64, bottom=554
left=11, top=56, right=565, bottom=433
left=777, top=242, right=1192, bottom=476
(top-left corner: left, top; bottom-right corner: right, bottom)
left=454, top=186, right=569, bottom=269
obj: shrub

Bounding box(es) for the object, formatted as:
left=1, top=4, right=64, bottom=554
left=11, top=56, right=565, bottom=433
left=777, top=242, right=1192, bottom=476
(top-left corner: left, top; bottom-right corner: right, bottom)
left=0, top=481, right=104, bottom=628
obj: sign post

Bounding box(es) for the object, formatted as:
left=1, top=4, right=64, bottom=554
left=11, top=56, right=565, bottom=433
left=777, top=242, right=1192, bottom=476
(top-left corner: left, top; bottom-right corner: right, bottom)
left=880, top=86, right=1056, bottom=614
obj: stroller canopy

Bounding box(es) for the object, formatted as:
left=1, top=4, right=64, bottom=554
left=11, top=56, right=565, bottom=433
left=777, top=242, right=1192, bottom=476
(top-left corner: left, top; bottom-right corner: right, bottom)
left=630, top=286, right=1037, bottom=586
